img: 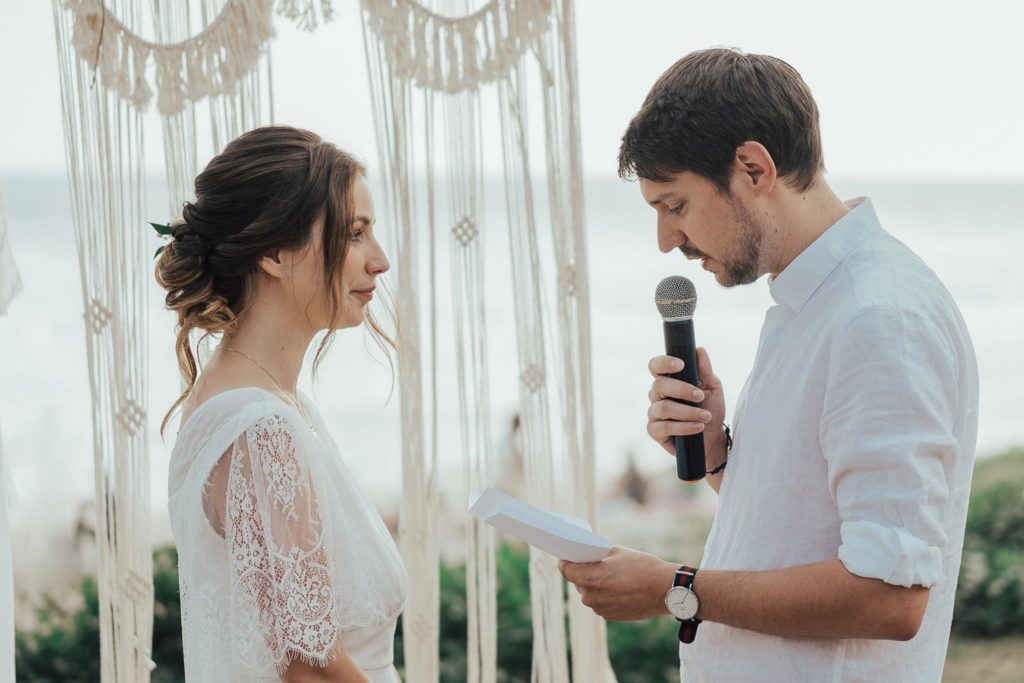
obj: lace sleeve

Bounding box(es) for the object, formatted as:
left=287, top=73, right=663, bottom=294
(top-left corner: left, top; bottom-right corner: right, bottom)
left=225, top=412, right=340, bottom=671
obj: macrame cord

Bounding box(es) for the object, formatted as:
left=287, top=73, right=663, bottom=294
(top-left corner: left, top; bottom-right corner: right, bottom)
left=362, top=0, right=614, bottom=680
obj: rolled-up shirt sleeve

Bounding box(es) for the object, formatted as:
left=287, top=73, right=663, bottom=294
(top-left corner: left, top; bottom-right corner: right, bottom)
left=821, top=304, right=960, bottom=588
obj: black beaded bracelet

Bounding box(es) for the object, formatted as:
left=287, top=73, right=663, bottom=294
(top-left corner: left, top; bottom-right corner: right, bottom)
left=707, top=424, right=732, bottom=476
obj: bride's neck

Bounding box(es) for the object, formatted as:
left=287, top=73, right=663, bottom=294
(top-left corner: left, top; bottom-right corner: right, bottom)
left=220, top=305, right=315, bottom=393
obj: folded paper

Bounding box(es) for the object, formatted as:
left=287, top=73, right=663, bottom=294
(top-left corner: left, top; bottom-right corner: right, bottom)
left=469, top=488, right=612, bottom=563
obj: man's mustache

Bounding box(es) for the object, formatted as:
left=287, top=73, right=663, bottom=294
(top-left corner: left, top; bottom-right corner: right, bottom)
left=680, top=246, right=707, bottom=260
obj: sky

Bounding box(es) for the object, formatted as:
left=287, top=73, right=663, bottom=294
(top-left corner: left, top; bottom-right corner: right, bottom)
left=0, top=0, right=1022, bottom=179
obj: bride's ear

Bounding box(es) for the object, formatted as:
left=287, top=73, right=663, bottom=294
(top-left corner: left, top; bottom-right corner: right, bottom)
left=258, top=249, right=288, bottom=279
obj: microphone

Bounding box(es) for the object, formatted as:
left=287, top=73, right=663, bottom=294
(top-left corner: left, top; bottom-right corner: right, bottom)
left=655, top=276, right=705, bottom=481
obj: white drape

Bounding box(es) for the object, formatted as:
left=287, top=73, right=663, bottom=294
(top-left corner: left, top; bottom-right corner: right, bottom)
left=0, top=188, right=21, bottom=683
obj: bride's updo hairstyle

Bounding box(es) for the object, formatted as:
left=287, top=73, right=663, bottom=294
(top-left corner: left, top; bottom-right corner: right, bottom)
left=156, top=125, right=392, bottom=433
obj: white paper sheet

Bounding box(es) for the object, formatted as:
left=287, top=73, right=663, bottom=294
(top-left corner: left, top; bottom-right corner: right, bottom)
left=468, top=488, right=613, bottom=563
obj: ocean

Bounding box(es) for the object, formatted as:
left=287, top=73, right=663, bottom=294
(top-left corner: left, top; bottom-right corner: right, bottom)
left=0, top=173, right=1021, bottom=593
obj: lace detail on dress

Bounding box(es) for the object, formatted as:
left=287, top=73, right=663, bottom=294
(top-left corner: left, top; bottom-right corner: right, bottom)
left=251, top=415, right=302, bottom=522
left=226, top=413, right=340, bottom=671
left=170, top=391, right=407, bottom=679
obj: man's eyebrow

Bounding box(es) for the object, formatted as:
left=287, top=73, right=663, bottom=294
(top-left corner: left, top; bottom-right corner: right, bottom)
left=648, top=192, right=678, bottom=207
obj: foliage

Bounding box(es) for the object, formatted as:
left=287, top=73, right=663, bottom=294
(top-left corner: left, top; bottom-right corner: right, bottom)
left=396, top=542, right=679, bottom=682
left=15, top=546, right=184, bottom=682
left=14, top=577, right=100, bottom=682
left=16, top=540, right=679, bottom=681
left=952, top=448, right=1024, bottom=636
left=16, top=447, right=1023, bottom=680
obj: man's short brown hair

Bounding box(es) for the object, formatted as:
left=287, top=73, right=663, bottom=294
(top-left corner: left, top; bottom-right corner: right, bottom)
left=618, top=48, right=824, bottom=193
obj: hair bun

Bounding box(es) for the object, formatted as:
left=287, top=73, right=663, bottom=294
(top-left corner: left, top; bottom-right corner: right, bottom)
left=170, top=219, right=209, bottom=261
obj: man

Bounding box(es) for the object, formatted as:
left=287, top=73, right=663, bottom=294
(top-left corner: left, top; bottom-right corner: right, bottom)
left=559, top=48, right=978, bottom=682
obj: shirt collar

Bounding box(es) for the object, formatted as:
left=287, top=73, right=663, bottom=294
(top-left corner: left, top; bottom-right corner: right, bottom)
left=768, top=197, right=880, bottom=312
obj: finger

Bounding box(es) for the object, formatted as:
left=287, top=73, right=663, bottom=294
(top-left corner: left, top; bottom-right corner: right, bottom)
left=648, top=419, right=706, bottom=442
left=648, top=400, right=712, bottom=424
left=649, top=376, right=706, bottom=403
left=648, top=355, right=684, bottom=377
left=695, top=347, right=716, bottom=388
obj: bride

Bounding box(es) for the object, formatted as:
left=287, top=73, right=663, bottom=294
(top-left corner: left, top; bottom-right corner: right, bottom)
left=157, top=126, right=406, bottom=682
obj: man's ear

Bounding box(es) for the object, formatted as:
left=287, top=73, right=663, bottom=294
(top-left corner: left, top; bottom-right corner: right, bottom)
left=258, top=249, right=288, bottom=280
left=733, top=141, right=777, bottom=196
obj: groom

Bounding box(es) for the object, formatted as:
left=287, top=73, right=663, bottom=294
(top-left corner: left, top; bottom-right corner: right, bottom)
left=559, top=48, right=978, bottom=682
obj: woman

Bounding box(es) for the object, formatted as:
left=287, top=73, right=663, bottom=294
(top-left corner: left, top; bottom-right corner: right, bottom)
left=157, top=126, right=406, bottom=682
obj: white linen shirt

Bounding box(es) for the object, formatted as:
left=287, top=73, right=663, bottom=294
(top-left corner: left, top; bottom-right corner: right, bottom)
left=680, top=198, right=979, bottom=683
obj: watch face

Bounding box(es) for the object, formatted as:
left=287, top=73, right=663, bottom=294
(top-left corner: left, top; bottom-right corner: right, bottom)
left=666, top=586, right=699, bottom=620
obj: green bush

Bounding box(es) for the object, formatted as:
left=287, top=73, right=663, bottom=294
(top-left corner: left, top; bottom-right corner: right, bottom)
left=18, top=442, right=1021, bottom=681
left=396, top=542, right=536, bottom=681
left=16, top=541, right=681, bottom=681
left=953, top=447, right=1024, bottom=636
left=394, top=542, right=679, bottom=682
left=15, top=546, right=184, bottom=682
left=14, top=577, right=100, bottom=682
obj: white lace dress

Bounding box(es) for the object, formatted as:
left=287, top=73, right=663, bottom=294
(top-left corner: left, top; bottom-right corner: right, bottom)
left=168, top=387, right=406, bottom=682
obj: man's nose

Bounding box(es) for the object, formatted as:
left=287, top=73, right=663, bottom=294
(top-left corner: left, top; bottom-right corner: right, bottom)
left=657, top=215, right=684, bottom=254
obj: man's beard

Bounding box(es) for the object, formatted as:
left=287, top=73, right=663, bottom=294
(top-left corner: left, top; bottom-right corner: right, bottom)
left=681, top=197, right=764, bottom=287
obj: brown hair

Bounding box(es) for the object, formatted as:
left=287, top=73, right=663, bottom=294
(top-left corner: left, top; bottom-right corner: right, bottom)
left=155, top=125, right=394, bottom=434
left=618, top=48, right=824, bottom=193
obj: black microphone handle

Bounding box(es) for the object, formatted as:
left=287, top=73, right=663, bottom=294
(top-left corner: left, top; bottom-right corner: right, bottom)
left=663, top=319, right=706, bottom=481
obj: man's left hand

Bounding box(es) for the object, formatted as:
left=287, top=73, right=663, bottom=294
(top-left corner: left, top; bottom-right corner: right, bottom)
left=558, top=546, right=679, bottom=621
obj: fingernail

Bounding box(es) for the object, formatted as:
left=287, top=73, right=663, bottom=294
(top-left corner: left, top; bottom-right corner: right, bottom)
left=694, top=389, right=705, bottom=401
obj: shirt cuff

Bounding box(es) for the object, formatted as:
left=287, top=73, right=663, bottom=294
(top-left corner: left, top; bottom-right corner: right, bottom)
left=837, top=519, right=943, bottom=588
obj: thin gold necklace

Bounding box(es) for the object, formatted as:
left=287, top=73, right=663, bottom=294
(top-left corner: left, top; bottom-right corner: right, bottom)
left=220, top=347, right=318, bottom=434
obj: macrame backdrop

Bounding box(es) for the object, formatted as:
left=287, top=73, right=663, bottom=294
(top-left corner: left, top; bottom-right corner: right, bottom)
left=53, top=0, right=610, bottom=679
left=362, top=0, right=615, bottom=680
left=52, top=0, right=281, bottom=679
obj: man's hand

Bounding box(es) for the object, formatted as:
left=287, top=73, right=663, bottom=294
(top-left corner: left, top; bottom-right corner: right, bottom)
left=558, top=547, right=678, bottom=621
left=647, top=347, right=727, bottom=472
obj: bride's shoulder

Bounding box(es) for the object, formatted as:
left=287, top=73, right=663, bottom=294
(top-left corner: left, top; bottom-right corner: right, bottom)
left=175, top=386, right=284, bottom=440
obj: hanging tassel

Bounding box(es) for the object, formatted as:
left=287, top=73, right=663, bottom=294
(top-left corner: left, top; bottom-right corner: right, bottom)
left=362, top=0, right=553, bottom=93
left=130, top=43, right=151, bottom=109
left=61, top=0, right=274, bottom=115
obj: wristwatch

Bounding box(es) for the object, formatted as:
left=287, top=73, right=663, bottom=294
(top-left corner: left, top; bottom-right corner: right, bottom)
left=664, top=565, right=701, bottom=644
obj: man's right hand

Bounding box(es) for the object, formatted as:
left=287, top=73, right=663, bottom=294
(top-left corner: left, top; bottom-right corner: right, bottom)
left=647, top=347, right=728, bottom=473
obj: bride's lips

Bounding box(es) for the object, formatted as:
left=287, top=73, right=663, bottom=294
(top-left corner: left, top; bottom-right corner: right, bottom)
left=351, top=286, right=375, bottom=301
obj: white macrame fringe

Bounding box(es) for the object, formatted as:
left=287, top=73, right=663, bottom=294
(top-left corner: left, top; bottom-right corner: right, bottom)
left=363, top=0, right=614, bottom=680
left=536, top=1, right=615, bottom=679
left=0, top=199, right=19, bottom=678
left=152, top=0, right=274, bottom=215
left=276, top=0, right=336, bottom=31
left=53, top=2, right=154, bottom=679
left=443, top=86, right=498, bottom=683
left=362, top=0, right=552, bottom=92
left=53, top=2, right=275, bottom=680
left=363, top=25, right=443, bottom=682
left=497, top=60, right=571, bottom=683
left=63, top=0, right=274, bottom=114
left=0, top=191, right=21, bottom=318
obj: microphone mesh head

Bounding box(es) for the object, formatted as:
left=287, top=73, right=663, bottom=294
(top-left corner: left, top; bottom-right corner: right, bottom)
left=655, top=275, right=698, bottom=319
